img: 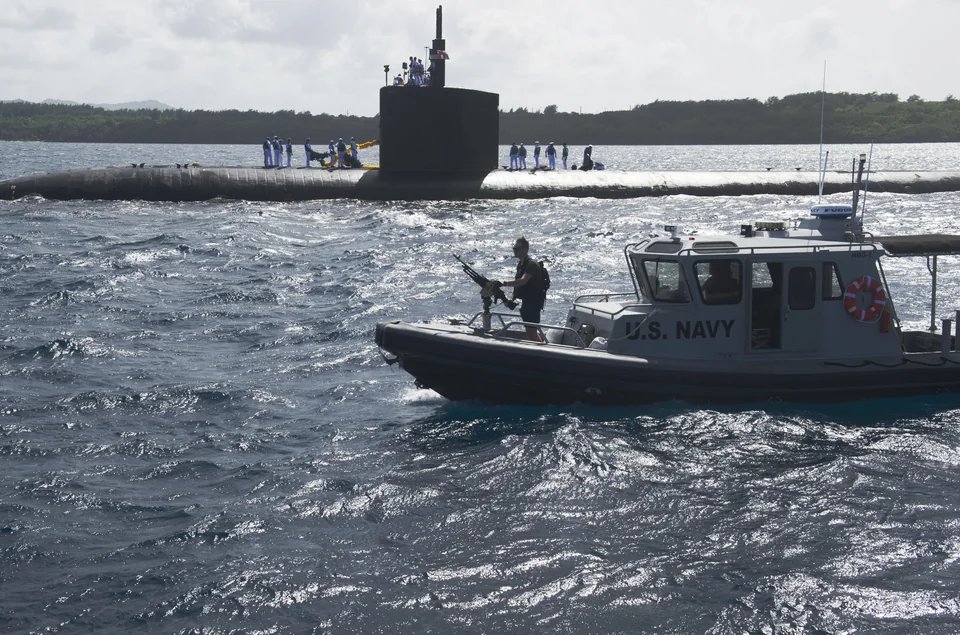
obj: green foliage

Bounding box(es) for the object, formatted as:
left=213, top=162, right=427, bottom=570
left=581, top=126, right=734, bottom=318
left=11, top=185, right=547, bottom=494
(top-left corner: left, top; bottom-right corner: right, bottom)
left=3, top=92, right=960, bottom=144
left=500, top=92, right=960, bottom=144
left=0, top=102, right=379, bottom=143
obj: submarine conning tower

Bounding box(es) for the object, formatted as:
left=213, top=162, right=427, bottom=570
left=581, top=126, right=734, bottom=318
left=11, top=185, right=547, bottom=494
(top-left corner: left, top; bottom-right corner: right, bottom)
left=378, top=5, right=499, bottom=180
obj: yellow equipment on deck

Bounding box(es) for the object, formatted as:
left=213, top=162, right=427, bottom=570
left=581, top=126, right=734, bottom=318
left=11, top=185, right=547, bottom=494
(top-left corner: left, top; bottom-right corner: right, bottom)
left=326, top=139, right=380, bottom=169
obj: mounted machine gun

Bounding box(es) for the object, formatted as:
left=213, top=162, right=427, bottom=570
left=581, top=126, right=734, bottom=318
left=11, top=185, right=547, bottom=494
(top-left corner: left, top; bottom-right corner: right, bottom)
left=454, top=254, right=518, bottom=328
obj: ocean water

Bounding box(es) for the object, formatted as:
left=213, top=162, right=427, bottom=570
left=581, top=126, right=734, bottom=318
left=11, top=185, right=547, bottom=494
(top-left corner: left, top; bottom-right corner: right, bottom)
left=2, top=142, right=960, bottom=633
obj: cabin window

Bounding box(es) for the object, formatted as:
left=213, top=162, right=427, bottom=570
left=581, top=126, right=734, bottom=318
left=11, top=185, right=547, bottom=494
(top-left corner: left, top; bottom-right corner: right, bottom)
left=752, top=262, right=776, bottom=289
left=692, top=241, right=738, bottom=254
left=788, top=267, right=816, bottom=310
left=645, top=241, right=683, bottom=254
left=695, top=259, right=742, bottom=305
left=642, top=259, right=690, bottom=303
left=822, top=262, right=843, bottom=300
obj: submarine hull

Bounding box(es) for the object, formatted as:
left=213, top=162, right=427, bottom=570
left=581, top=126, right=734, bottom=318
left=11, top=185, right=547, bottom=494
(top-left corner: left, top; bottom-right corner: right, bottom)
left=4, top=166, right=960, bottom=202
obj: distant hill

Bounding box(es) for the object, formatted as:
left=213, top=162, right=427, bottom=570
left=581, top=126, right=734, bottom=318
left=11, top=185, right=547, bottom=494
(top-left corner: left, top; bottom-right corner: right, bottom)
left=39, top=99, right=173, bottom=111
left=499, top=93, right=960, bottom=145
left=0, top=100, right=378, bottom=144
left=1, top=93, right=959, bottom=144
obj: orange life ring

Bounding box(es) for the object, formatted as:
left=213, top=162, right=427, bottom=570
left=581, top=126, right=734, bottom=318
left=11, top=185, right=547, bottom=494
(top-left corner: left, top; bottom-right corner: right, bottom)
left=843, top=275, right=886, bottom=322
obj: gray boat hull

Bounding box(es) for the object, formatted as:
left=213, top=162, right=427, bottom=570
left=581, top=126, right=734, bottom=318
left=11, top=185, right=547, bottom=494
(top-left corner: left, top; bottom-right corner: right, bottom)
left=375, top=321, right=960, bottom=405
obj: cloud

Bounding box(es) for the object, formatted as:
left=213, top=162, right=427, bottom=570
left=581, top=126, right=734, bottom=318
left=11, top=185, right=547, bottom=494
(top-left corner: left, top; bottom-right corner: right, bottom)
left=158, top=0, right=362, bottom=51
left=162, top=0, right=270, bottom=42
left=801, top=14, right=840, bottom=55
left=2, top=0, right=959, bottom=114
left=90, top=29, right=132, bottom=54
left=0, top=2, right=74, bottom=31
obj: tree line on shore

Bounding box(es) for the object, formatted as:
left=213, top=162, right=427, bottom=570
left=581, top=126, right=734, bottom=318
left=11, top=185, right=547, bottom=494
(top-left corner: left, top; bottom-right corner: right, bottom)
left=2, top=92, right=959, bottom=145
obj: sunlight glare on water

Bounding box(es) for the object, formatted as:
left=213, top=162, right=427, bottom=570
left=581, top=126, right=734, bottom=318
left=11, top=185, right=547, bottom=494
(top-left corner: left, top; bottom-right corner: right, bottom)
left=1, top=142, right=960, bottom=632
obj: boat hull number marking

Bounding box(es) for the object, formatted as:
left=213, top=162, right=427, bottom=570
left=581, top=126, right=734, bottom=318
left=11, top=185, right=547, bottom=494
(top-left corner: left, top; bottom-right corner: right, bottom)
left=625, top=319, right=735, bottom=341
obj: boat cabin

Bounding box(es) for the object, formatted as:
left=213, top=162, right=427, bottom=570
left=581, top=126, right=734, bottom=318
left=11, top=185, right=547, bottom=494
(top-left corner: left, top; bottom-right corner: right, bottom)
left=562, top=205, right=960, bottom=362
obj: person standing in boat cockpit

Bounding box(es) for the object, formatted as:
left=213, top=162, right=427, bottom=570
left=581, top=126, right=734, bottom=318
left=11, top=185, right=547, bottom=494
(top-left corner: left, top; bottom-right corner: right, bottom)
left=499, top=237, right=546, bottom=342
left=701, top=260, right=742, bottom=305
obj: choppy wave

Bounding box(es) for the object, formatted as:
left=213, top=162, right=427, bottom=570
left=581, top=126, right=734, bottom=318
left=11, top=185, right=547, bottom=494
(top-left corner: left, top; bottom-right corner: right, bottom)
left=2, top=145, right=960, bottom=632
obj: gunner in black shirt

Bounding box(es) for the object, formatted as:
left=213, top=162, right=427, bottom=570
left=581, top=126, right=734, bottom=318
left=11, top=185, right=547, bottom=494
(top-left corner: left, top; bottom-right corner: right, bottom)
left=499, top=236, right=545, bottom=342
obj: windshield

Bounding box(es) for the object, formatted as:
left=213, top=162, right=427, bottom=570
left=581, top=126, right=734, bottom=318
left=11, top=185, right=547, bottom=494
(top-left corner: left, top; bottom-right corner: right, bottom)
left=637, top=258, right=690, bottom=303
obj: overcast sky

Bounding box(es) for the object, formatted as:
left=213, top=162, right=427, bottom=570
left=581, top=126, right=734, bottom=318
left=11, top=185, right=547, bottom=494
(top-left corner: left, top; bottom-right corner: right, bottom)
left=2, top=0, right=958, bottom=116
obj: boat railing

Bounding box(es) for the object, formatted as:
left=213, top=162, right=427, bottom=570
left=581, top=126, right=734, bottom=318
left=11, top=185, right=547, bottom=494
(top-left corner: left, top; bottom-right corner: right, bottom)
left=573, top=291, right=638, bottom=303
left=466, top=311, right=587, bottom=348
left=465, top=310, right=517, bottom=331
left=684, top=242, right=881, bottom=257
left=626, top=241, right=882, bottom=258
left=496, top=321, right=588, bottom=348
left=571, top=295, right=650, bottom=318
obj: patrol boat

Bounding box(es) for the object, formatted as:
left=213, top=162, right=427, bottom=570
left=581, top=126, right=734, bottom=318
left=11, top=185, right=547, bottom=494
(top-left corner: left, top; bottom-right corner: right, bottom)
left=375, top=158, right=960, bottom=404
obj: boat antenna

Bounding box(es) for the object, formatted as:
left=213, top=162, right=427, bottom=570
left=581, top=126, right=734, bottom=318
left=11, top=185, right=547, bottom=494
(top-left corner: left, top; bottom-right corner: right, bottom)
left=817, top=61, right=827, bottom=202
left=819, top=150, right=829, bottom=199
left=851, top=153, right=867, bottom=224
left=860, top=143, right=874, bottom=224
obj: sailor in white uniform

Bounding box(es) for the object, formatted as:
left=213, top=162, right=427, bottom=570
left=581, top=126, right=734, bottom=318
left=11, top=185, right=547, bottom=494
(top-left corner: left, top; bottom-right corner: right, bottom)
left=350, top=137, right=359, bottom=167
left=272, top=136, right=282, bottom=168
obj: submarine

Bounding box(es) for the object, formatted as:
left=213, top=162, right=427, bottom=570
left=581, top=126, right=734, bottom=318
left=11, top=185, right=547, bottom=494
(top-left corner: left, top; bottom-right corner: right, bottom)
left=4, top=164, right=960, bottom=202
left=3, top=6, right=959, bottom=203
